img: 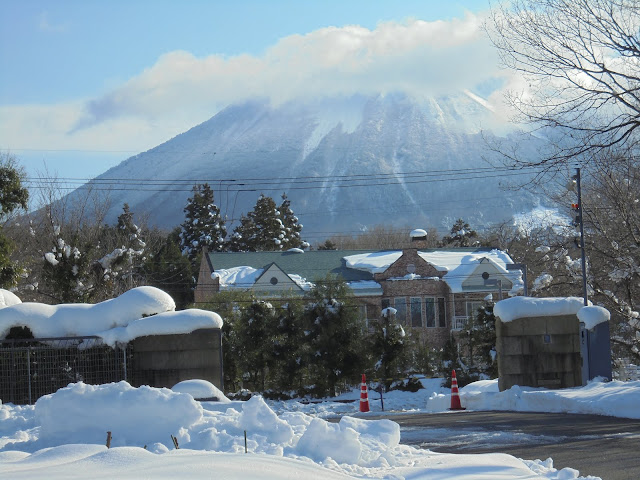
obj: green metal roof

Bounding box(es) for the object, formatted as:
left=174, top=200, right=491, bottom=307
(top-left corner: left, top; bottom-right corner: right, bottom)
left=207, top=250, right=376, bottom=283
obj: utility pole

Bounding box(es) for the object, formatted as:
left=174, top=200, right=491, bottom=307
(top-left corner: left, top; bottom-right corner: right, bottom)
left=572, top=168, right=589, bottom=306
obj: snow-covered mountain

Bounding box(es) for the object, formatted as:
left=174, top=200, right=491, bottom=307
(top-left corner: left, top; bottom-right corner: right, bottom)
left=77, top=92, right=543, bottom=239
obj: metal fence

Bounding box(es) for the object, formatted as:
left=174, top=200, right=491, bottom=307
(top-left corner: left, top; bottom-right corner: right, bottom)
left=0, top=336, right=132, bottom=405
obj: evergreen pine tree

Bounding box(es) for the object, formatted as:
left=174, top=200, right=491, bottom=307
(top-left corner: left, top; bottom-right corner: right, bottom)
left=142, top=227, right=194, bottom=309
left=303, top=275, right=367, bottom=397
left=271, top=300, right=306, bottom=395
left=97, top=204, right=147, bottom=295
left=0, top=154, right=29, bottom=288
left=371, top=308, right=407, bottom=390
left=228, top=194, right=286, bottom=252
left=277, top=193, right=309, bottom=250
left=442, top=219, right=478, bottom=247
left=180, top=184, right=226, bottom=260
left=236, top=299, right=278, bottom=391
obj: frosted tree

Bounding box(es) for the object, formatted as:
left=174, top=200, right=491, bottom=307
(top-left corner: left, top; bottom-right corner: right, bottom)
left=40, top=220, right=93, bottom=303
left=277, top=193, right=309, bottom=250
left=442, top=219, right=479, bottom=247
left=97, top=203, right=147, bottom=295
left=228, top=194, right=288, bottom=252
left=180, top=183, right=226, bottom=260
left=0, top=153, right=29, bottom=288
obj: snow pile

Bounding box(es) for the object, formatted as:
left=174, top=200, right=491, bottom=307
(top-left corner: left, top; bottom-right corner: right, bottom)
left=3, top=375, right=637, bottom=478
left=172, top=379, right=230, bottom=402
left=494, top=296, right=587, bottom=322
left=577, top=306, right=610, bottom=330
left=35, top=382, right=203, bottom=449
left=0, top=287, right=176, bottom=339
left=0, top=289, right=21, bottom=308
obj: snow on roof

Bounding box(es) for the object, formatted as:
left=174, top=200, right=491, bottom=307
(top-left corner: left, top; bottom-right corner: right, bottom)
left=89, top=309, right=223, bottom=347
left=0, top=289, right=21, bottom=308
left=410, top=228, right=427, bottom=238
left=345, top=251, right=403, bottom=274
left=344, top=249, right=522, bottom=294
left=212, top=266, right=263, bottom=289
left=494, top=296, right=589, bottom=322
left=0, top=286, right=176, bottom=339
left=577, top=305, right=610, bottom=330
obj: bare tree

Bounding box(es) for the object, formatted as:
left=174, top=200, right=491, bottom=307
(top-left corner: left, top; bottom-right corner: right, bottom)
left=487, top=0, right=640, bottom=167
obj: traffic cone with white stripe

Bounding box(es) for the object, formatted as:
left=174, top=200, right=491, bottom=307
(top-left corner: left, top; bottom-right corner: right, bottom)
left=359, top=374, right=370, bottom=412
left=449, top=370, right=466, bottom=411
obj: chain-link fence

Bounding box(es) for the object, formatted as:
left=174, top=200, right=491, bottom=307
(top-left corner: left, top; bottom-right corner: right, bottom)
left=0, top=337, right=132, bottom=405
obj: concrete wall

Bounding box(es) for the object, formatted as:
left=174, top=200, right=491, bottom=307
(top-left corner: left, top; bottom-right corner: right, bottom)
left=130, top=328, right=223, bottom=391
left=496, top=315, right=582, bottom=391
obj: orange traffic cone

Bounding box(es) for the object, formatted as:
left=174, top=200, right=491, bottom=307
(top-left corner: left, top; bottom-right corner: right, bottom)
left=449, top=370, right=466, bottom=411
left=359, top=374, right=370, bottom=412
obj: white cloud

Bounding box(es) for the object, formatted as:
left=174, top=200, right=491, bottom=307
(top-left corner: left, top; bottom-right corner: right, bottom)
left=2, top=14, right=513, bottom=160
left=38, top=11, right=69, bottom=33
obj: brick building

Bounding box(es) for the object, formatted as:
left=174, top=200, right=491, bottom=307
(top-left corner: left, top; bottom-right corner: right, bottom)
left=195, top=235, right=523, bottom=349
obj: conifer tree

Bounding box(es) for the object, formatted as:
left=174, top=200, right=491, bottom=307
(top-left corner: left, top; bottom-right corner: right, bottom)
left=271, top=300, right=306, bottom=394
left=302, top=276, right=367, bottom=397
left=97, top=203, right=147, bottom=295
left=0, top=154, right=29, bottom=288
left=236, top=299, right=278, bottom=391
left=371, top=308, right=407, bottom=390
left=228, top=194, right=287, bottom=252
left=180, top=183, right=226, bottom=260
left=142, top=227, right=194, bottom=309
left=442, top=219, right=478, bottom=247
left=277, top=193, right=309, bottom=250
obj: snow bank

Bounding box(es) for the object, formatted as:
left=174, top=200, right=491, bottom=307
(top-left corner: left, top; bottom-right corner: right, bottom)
left=577, top=306, right=610, bottom=330
left=425, top=378, right=640, bottom=419
left=494, top=296, right=587, bottom=322
left=0, top=286, right=175, bottom=339
left=0, top=379, right=622, bottom=479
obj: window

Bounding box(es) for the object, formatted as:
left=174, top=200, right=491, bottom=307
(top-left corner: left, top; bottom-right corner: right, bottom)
left=270, top=277, right=278, bottom=285
left=381, top=298, right=390, bottom=310
left=394, top=297, right=407, bottom=325
left=437, top=297, right=447, bottom=327
left=425, top=297, right=435, bottom=327
left=358, top=305, right=368, bottom=330
left=410, top=297, right=422, bottom=327
left=466, top=301, right=483, bottom=320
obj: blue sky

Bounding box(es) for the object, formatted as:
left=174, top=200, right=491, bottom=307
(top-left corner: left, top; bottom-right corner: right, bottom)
left=1, top=0, right=501, bottom=181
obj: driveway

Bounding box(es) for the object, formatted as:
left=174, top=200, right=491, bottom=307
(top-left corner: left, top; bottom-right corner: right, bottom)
left=384, top=411, right=640, bottom=480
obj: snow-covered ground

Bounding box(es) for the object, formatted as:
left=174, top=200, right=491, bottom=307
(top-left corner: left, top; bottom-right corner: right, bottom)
left=2, top=377, right=638, bottom=479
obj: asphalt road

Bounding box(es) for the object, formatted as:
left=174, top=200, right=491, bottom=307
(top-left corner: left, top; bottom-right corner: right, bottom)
left=382, top=411, right=640, bottom=480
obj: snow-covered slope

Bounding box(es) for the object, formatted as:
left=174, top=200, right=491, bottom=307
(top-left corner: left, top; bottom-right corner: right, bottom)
left=70, top=92, right=543, bottom=236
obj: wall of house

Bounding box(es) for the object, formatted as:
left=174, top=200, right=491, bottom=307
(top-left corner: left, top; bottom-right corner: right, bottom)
left=253, top=264, right=302, bottom=293
left=375, top=249, right=452, bottom=349
left=194, top=254, right=219, bottom=304
left=130, top=328, right=224, bottom=392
